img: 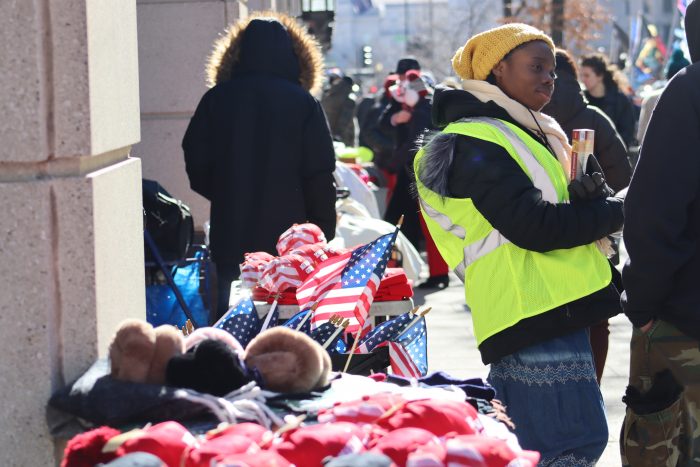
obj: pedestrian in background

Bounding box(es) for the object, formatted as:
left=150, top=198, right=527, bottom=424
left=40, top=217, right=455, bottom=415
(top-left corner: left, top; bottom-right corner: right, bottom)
left=414, top=23, right=624, bottom=463
left=543, top=48, right=632, bottom=384
left=321, top=71, right=357, bottom=147
left=183, top=13, right=336, bottom=322
left=580, top=53, right=638, bottom=148
left=620, top=1, right=700, bottom=464
left=380, top=59, right=450, bottom=289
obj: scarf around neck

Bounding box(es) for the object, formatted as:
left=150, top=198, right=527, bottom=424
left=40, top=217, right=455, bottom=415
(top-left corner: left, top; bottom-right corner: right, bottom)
left=461, top=80, right=572, bottom=181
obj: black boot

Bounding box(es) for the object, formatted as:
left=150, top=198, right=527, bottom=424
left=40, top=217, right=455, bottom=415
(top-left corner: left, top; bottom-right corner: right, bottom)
left=417, top=275, right=449, bottom=290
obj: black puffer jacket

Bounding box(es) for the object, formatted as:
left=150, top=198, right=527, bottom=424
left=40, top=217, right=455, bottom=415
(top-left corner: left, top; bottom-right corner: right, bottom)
left=622, top=0, right=700, bottom=338
left=417, top=86, right=624, bottom=364
left=183, top=16, right=336, bottom=265
left=543, top=72, right=632, bottom=191
left=584, top=87, right=637, bottom=148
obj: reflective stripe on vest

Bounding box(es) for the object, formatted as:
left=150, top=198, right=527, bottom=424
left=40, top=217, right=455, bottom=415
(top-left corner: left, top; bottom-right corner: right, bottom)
left=422, top=117, right=562, bottom=278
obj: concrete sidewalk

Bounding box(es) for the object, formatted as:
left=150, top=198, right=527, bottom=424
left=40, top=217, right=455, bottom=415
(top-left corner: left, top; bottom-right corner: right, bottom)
left=416, top=275, right=631, bottom=466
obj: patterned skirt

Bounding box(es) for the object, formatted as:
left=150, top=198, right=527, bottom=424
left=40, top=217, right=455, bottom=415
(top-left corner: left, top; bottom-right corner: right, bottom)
left=487, top=329, right=608, bottom=467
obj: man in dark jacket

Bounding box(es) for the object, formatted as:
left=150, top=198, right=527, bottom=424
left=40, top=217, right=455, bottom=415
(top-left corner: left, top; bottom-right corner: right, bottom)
left=183, top=14, right=336, bottom=322
left=620, top=2, right=700, bottom=464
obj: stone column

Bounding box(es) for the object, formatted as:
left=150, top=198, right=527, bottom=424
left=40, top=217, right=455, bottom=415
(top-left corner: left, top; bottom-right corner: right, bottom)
left=0, top=1, right=144, bottom=464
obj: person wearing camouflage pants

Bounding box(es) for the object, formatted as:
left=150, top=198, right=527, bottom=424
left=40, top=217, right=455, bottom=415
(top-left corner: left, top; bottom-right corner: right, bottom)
left=620, top=321, right=700, bottom=466
left=619, top=2, right=700, bottom=466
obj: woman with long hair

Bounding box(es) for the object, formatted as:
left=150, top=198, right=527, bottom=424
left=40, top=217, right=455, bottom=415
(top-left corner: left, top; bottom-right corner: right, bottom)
left=580, top=53, right=638, bottom=147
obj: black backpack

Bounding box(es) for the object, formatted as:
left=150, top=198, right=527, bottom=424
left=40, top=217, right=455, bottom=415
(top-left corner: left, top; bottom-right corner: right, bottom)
left=142, top=179, right=194, bottom=264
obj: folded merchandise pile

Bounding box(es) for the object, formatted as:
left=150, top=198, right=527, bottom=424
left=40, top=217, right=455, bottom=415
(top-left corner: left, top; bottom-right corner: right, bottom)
left=240, top=223, right=413, bottom=305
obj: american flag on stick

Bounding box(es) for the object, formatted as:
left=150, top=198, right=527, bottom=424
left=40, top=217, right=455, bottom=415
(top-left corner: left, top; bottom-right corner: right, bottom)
left=296, top=219, right=401, bottom=334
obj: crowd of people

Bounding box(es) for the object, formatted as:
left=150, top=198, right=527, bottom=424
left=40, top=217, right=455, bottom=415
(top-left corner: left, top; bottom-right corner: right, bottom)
left=182, top=3, right=700, bottom=465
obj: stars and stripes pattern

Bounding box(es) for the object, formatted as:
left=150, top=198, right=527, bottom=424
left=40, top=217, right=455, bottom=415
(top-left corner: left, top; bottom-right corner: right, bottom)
left=282, top=308, right=312, bottom=335
left=259, top=255, right=314, bottom=293
left=213, top=296, right=261, bottom=348
left=276, top=223, right=326, bottom=255
left=355, top=311, right=415, bottom=353
left=296, top=230, right=398, bottom=334
left=389, top=316, right=428, bottom=378
left=310, top=322, right=347, bottom=354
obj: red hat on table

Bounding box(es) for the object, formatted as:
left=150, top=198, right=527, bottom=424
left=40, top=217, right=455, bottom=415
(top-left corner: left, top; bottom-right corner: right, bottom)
left=376, top=399, right=483, bottom=437
left=273, top=422, right=367, bottom=466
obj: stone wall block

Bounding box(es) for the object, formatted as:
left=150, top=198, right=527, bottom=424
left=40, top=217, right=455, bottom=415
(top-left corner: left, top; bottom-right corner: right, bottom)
left=0, top=182, right=58, bottom=465
left=134, top=119, right=209, bottom=227
left=0, top=1, right=44, bottom=162
left=137, top=2, right=227, bottom=115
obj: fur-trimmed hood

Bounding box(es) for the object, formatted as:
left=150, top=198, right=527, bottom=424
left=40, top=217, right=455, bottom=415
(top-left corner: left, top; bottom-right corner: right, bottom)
left=206, top=11, right=324, bottom=94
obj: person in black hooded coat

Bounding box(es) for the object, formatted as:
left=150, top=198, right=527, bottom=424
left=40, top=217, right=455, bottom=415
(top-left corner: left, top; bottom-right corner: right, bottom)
left=183, top=14, right=336, bottom=321
left=543, top=49, right=632, bottom=192
left=620, top=2, right=700, bottom=463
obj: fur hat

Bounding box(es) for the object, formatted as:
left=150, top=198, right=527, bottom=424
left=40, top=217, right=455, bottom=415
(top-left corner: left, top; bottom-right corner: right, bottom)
left=452, top=23, right=554, bottom=81
left=244, top=327, right=331, bottom=393
left=109, top=320, right=185, bottom=385
left=166, top=339, right=251, bottom=396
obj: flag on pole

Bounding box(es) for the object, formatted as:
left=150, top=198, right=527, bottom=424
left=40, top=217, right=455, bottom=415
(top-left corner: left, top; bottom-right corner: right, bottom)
left=213, top=296, right=261, bottom=347
left=296, top=229, right=399, bottom=333
left=310, top=322, right=347, bottom=354
left=355, top=311, right=415, bottom=353
left=389, top=316, right=428, bottom=377
left=282, top=308, right=312, bottom=335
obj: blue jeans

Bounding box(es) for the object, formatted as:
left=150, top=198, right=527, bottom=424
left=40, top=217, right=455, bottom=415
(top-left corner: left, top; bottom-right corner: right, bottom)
left=488, top=329, right=608, bottom=466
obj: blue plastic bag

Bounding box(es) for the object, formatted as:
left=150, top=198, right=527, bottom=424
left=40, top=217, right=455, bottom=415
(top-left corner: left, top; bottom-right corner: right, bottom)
left=146, top=252, right=209, bottom=328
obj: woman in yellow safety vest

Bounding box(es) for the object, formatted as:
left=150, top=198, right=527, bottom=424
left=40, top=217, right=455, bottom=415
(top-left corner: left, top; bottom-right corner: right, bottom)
left=414, top=23, right=624, bottom=464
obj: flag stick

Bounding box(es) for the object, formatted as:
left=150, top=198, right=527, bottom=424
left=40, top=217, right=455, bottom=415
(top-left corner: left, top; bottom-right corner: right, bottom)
left=322, top=319, right=349, bottom=350
left=397, top=215, right=404, bottom=228
left=294, top=302, right=318, bottom=331
left=343, top=304, right=421, bottom=373
left=260, top=293, right=280, bottom=332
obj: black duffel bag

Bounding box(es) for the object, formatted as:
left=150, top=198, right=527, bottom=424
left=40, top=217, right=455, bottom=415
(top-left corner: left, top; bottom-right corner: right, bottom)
left=142, top=179, right=194, bottom=264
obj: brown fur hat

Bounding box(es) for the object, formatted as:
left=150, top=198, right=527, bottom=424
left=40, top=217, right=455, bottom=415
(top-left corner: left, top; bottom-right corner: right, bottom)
left=109, top=320, right=185, bottom=384
left=244, top=327, right=331, bottom=393
left=206, top=11, right=324, bottom=95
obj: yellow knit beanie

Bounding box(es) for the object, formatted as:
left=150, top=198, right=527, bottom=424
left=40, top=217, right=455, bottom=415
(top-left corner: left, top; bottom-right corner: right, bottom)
left=452, top=23, right=555, bottom=81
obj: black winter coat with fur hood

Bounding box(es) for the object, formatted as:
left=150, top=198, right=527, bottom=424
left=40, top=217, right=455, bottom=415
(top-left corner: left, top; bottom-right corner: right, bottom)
left=183, top=15, right=336, bottom=265
left=416, top=86, right=624, bottom=364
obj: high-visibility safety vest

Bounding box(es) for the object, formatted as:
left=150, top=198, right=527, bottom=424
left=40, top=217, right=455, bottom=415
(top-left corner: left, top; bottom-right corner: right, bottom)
left=414, top=117, right=611, bottom=345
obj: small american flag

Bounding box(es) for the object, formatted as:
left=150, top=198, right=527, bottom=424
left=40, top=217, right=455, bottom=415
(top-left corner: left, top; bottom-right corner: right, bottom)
left=389, top=316, right=428, bottom=377
left=214, top=296, right=260, bottom=348
left=310, top=322, right=347, bottom=354
left=282, top=308, right=312, bottom=335
left=296, top=229, right=398, bottom=333
left=355, top=311, right=414, bottom=353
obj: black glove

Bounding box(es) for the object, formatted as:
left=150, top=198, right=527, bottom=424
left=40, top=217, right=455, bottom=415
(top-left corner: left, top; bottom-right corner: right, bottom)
left=568, top=155, right=614, bottom=201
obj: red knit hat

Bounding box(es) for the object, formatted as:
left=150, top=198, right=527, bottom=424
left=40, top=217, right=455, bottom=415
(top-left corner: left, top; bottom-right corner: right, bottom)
left=276, top=223, right=326, bottom=256
left=317, top=393, right=407, bottom=424
left=444, top=435, right=540, bottom=466
left=183, top=434, right=259, bottom=467
left=369, top=427, right=443, bottom=466
left=376, top=399, right=483, bottom=437
left=115, top=421, right=197, bottom=467
left=273, top=422, right=367, bottom=466
left=61, top=426, right=121, bottom=467
left=213, top=450, right=292, bottom=466
left=206, top=422, right=270, bottom=444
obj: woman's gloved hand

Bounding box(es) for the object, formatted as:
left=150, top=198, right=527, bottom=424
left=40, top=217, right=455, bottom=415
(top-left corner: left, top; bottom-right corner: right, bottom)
left=568, top=155, right=614, bottom=201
